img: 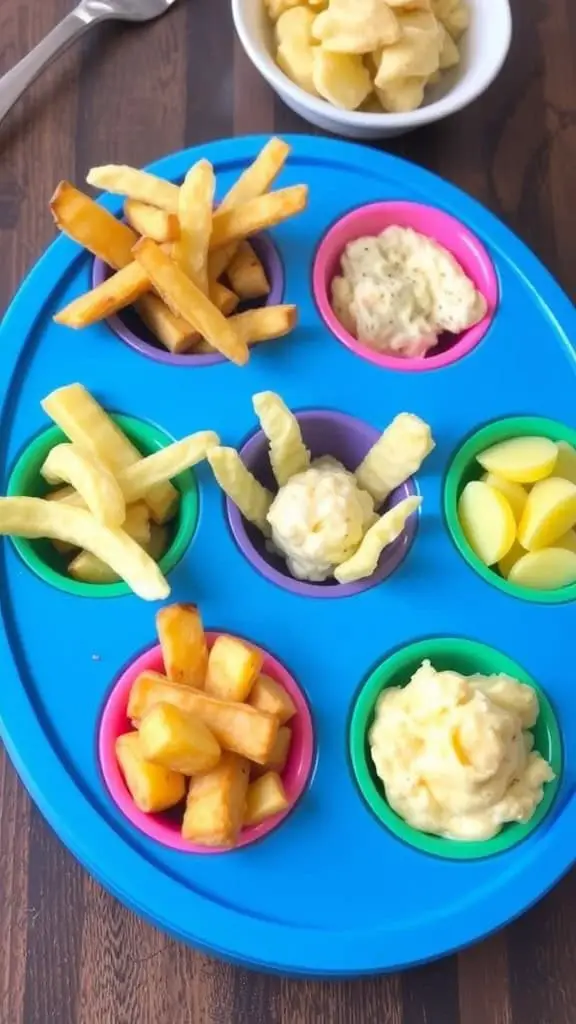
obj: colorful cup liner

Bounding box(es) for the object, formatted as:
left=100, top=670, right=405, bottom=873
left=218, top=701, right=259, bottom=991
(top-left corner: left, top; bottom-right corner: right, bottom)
left=349, top=636, right=562, bottom=860
left=444, top=416, right=576, bottom=604
left=92, top=233, right=284, bottom=366
left=99, top=634, right=315, bottom=853
left=227, top=409, right=419, bottom=599
left=6, top=414, right=198, bottom=598
left=313, top=200, right=498, bottom=372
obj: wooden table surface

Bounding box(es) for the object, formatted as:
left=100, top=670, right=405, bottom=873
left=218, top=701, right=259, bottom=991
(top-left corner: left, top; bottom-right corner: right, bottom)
left=0, top=1, right=575, bottom=1021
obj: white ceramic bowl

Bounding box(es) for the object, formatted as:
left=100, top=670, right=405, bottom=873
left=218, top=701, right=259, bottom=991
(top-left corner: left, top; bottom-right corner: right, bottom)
left=232, top=0, right=512, bottom=140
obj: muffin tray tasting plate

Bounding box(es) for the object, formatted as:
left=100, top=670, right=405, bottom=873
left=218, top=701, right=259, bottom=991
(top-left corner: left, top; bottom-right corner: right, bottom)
left=0, top=135, right=575, bottom=976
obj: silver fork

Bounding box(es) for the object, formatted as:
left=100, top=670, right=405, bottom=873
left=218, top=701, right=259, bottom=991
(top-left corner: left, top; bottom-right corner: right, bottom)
left=0, top=0, right=179, bottom=128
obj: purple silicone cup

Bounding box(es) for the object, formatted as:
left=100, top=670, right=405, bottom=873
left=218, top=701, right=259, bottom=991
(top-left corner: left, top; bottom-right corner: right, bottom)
left=227, top=410, right=419, bottom=599
left=92, top=233, right=284, bottom=366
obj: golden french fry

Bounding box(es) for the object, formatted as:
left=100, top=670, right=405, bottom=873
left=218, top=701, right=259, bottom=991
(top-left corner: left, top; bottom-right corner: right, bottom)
left=208, top=243, right=239, bottom=288
left=124, top=199, right=180, bottom=243
left=211, top=280, right=239, bottom=318
left=244, top=771, right=289, bottom=827
left=0, top=497, right=169, bottom=600
left=226, top=241, right=270, bottom=300
left=41, top=443, right=126, bottom=528
left=182, top=752, right=250, bottom=847
left=132, top=239, right=249, bottom=366
left=174, top=160, right=215, bottom=294
left=210, top=186, right=308, bottom=250
left=207, top=446, right=273, bottom=534
left=54, top=260, right=151, bottom=328
left=252, top=391, right=310, bottom=487
left=232, top=305, right=297, bottom=345
left=261, top=726, right=292, bottom=775
left=136, top=293, right=198, bottom=354
left=116, top=732, right=186, bottom=813
left=156, top=603, right=208, bottom=688
left=128, top=672, right=279, bottom=764
left=50, top=182, right=138, bottom=270
left=354, top=413, right=435, bottom=504
left=205, top=635, right=263, bottom=703
left=139, top=702, right=221, bottom=775
left=334, top=496, right=422, bottom=583
left=248, top=674, right=297, bottom=724
left=219, top=137, right=291, bottom=213
left=87, top=164, right=180, bottom=213
left=41, top=384, right=178, bottom=524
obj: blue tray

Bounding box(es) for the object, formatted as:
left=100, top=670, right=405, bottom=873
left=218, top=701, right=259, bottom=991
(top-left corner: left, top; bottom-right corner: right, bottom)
left=0, top=135, right=574, bottom=976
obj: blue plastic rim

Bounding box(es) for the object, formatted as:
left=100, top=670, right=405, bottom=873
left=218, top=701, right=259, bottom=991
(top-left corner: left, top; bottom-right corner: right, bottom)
left=0, top=136, right=575, bottom=976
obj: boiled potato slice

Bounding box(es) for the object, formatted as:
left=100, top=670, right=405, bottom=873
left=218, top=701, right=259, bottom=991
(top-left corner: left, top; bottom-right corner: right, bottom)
left=139, top=702, right=221, bottom=775
left=277, top=40, right=318, bottom=96
left=375, top=77, right=426, bottom=114
left=248, top=674, right=297, bottom=725
left=518, top=477, right=576, bottom=551
left=555, top=529, right=576, bottom=555
left=554, top=440, right=576, bottom=485
left=182, top=752, right=249, bottom=847
left=498, top=540, right=526, bottom=580
left=244, top=771, right=290, bottom=827
left=476, top=436, right=558, bottom=484
left=275, top=5, right=316, bottom=46
left=115, top=732, right=186, bottom=813
left=312, top=51, right=372, bottom=110
left=458, top=480, right=516, bottom=565
left=482, top=473, right=527, bottom=524
left=205, top=635, right=263, bottom=703
left=266, top=0, right=301, bottom=20
left=508, top=548, right=576, bottom=590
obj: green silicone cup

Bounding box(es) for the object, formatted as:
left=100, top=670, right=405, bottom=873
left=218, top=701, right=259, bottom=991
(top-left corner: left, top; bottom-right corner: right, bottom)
left=349, top=637, right=562, bottom=861
left=6, top=414, right=199, bottom=598
left=444, top=416, right=576, bottom=604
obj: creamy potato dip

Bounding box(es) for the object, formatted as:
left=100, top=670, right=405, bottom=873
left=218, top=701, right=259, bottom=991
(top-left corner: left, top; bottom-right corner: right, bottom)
left=331, top=226, right=487, bottom=358
left=369, top=659, right=554, bottom=841
left=267, top=457, right=376, bottom=582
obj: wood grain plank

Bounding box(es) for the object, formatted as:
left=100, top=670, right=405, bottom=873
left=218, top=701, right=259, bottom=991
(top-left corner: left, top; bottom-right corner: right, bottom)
left=185, top=0, right=234, bottom=147
left=458, top=933, right=511, bottom=1024
left=0, top=749, right=29, bottom=1024
left=402, top=956, right=460, bottom=1024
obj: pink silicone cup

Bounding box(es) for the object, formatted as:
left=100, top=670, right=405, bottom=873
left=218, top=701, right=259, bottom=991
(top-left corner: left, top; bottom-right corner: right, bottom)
left=99, top=633, right=314, bottom=854
left=312, top=201, right=499, bottom=372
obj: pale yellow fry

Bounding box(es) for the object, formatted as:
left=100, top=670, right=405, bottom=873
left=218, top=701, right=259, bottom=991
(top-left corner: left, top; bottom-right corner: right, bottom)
left=117, top=431, right=220, bottom=502
left=50, top=182, right=138, bottom=270
left=132, top=239, right=248, bottom=366
left=68, top=550, right=124, bottom=585
left=136, top=294, right=198, bottom=354
left=174, top=160, right=215, bottom=294
left=355, top=413, right=435, bottom=505
left=207, top=447, right=273, bottom=535
left=40, top=443, right=126, bottom=528
left=334, top=497, right=422, bottom=583
left=41, top=384, right=178, bottom=524
left=219, top=138, right=291, bottom=213
left=87, top=165, right=180, bottom=213
left=0, top=497, right=169, bottom=601
left=210, top=186, right=308, bottom=250
left=68, top=502, right=151, bottom=582
left=252, top=391, right=310, bottom=487
left=124, top=199, right=180, bottom=243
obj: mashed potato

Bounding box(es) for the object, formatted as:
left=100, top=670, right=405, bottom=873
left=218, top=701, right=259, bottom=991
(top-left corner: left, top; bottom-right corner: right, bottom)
left=369, top=660, right=554, bottom=841
left=267, top=457, right=376, bottom=582
left=331, top=226, right=487, bottom=358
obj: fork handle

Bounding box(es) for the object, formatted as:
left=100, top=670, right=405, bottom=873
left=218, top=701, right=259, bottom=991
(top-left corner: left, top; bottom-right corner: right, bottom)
left=0, top=5, right=106, bottom=128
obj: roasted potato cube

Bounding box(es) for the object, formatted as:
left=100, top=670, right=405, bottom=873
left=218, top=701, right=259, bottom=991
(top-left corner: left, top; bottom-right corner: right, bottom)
left=115, top=731, right=186, bottom=813
left=244, top=771, right=289, bottom=827
left=248, top=674, right=297, bottom=724
left=128, top=672, right=279, bottom=764
left=253, top=725, right=292, bottom=777
left=156, top=603, right=208, bottom=688
left=182, top=752, right=249, bottom=847
left=226, top=241, right=270, bottom=301
left=205, top=635, right=263, bottom=703
left=139, top=702, right=221, bottom=775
